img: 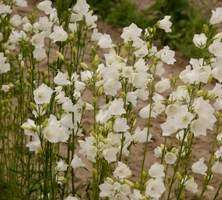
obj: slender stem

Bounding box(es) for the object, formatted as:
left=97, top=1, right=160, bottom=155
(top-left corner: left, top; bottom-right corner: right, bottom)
left=167, top=86, right=196, bottom=200
left=166, top=129, right=188, bottom=200
left=175, top=133, right=194, bottom=200
left=139, top=65, right=156, bottom=187
left=213, top=181, right=222, bottom=200
left=119, top=79, right=128, bottom=161
left=92, top=72, right=100, bottom=200
left=161, top=137, right=167, bottom=164
left=198, top=125, right=219, bottom=199
left=118, top=132, right=125, bottom=161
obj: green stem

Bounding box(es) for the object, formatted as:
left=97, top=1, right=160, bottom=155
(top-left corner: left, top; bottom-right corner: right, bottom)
left=198, top=126, right=219, bottom=199
left=118, top=132, right=125, bottom=161
left=166, top=128, right=188, bottom=200
left=213, top=181, right=222, bottom=200
left=139, top=64, right=156, bottom=187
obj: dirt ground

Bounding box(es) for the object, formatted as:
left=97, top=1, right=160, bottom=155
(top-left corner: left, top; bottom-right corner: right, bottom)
left=134, top=0, right=153, bottom=9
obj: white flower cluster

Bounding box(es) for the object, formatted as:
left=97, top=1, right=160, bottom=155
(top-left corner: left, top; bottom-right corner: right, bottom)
left=2, top=0, right=222, bottom=199
left=0, top=52, right=10, bottom=74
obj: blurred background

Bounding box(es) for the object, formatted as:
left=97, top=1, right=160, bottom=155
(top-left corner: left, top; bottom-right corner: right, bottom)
left=50, top=0, right=221, bottom=58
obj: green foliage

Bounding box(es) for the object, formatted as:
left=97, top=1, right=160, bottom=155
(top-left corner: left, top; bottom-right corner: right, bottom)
left=91, top=0, right=213, bottom=58
left=54, top=0, right=149, bottom=29
left=53, top=0, right=213, bottom=58
left=87, top=0, right=149, bottom=28
left=0, top=168, right=20, bottom=200
left=55, top=0, right=74, bottom=26
left=145, top=0, right=213, bottom=58
left=105, top=0, right=149, bottom=28
left=87, top=0, right=117, bottom=19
